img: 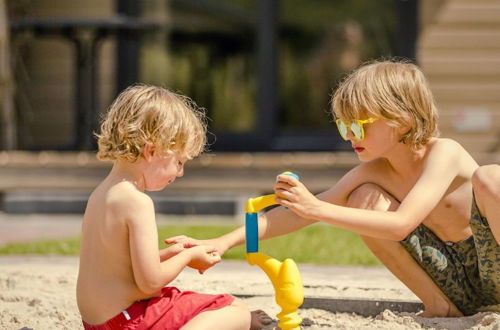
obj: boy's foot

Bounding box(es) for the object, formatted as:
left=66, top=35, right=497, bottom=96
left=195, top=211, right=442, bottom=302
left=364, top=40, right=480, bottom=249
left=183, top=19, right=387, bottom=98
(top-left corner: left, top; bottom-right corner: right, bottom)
left=418, top=300, right=463, bottom=317
left=250, top=310, right=273, bottom=330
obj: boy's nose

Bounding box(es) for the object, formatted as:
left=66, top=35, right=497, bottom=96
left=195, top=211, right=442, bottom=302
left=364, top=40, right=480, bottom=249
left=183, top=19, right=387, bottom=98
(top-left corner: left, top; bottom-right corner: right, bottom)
left=345, top=130, right=356, bottom=141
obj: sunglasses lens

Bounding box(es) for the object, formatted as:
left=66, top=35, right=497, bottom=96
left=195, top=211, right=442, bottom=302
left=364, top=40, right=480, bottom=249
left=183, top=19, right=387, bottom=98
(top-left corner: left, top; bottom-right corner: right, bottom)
left=337, top=121, right=348, bottom=140
left=350, top=121, right=363, bottom=140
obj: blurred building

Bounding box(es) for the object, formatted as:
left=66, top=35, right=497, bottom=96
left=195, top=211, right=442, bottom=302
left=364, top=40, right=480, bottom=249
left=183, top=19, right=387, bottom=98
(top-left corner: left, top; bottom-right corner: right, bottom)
left=2, top=0, right=499, bottom=156
left=5, top=0, right=417, bottom=152
left=1, top=0, right=500, bottom=215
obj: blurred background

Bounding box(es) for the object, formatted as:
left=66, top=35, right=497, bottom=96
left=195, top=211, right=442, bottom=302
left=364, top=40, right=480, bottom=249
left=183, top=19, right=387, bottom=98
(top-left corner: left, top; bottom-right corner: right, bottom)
left=0, top=0, right=499, bottom=217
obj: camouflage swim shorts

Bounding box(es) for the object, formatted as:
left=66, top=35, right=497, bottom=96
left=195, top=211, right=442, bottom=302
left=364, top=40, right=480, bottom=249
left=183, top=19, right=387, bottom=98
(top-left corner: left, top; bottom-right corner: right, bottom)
left=401, top=195, right=500, bottom=315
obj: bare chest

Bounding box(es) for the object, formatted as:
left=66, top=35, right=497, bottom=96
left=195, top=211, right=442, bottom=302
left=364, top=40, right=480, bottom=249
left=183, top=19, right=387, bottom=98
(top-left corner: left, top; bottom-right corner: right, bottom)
left=386, top=178, right=474, bottom=242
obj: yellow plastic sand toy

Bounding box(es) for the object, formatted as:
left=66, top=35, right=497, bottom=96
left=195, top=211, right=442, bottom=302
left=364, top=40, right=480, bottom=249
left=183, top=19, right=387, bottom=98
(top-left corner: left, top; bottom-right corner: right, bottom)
left=245, top=172, right=304, bottom=329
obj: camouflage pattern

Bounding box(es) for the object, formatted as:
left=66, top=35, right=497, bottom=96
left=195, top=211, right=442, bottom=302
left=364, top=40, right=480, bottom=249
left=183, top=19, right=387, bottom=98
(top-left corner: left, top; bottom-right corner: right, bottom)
left=401, top=196, right=500, bottom=315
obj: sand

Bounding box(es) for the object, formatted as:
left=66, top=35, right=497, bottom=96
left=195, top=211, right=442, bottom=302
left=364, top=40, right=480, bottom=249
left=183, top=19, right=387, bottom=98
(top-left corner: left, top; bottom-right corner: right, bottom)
left=0, top=256, right=498, bottom=330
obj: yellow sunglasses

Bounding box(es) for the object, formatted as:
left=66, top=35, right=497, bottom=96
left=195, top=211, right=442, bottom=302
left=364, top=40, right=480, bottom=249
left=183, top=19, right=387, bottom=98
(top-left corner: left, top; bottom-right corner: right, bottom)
left=335, top=117, right=379, bottom=141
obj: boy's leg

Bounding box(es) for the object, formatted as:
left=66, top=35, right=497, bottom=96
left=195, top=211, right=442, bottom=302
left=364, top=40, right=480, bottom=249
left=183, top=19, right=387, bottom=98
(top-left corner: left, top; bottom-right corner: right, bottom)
left=182, top=298, right=259, bottom=330
left=472, top=164, right=500, bottom=245
left=471, top=165, right=500, bottom=306
left=347, top=183, right=462, bottom=317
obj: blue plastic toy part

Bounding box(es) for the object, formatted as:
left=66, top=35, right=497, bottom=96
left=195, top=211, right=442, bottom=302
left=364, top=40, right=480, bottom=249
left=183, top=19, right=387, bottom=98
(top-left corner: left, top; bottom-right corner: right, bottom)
left=246, top=212, right=259, bottom=253
left=245, top=171, right=300, bottom=253
left=283, top=172, right=300, bottom=181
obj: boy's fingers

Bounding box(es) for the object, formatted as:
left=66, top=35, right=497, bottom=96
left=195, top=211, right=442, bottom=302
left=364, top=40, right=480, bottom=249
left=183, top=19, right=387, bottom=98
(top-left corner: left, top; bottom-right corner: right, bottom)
left=164, top=235, right=186, bottom=243
left=276, top=175, right=299, bottom=186
left=204, top=245, right=218, bottom=253
left=211, top=257, right=221, bottom=266
left=274, top=188, right=291, bottom=197
left=274, top=182, right=292, bottom=191
left=276, top=190, right=294, bottom=201
left=165, top=236, right=200, bottom=247
left=167, top=235, right=186, bottom=240
left=274, top=180, right=292, bottom=188
left=276, top=197, right=292, bottom=208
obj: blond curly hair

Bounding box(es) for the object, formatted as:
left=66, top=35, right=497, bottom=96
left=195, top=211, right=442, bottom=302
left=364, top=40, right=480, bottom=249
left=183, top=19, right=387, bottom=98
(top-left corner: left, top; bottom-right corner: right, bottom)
left=331, top=60, right=439, bottom=150
left=96, top=84, right=207, bottom=162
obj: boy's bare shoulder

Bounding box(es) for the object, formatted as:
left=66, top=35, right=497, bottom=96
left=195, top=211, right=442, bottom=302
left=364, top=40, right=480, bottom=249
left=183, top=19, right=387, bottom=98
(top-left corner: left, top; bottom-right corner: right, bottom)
left=429, top=138, right=478, bottom=173
left=428, top=138, right=473, bottom=162
left=431, top=137, right=465, bottom=152
left=105, top=182, right=154, bottom=216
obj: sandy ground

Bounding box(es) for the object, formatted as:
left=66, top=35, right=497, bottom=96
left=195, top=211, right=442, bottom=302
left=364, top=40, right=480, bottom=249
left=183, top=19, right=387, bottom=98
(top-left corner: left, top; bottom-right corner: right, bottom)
left=0, top=256, right=499, bottom=330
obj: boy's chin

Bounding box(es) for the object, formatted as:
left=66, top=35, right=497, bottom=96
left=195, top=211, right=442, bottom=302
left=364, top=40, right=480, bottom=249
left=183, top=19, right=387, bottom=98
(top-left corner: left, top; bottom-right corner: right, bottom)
left=357, top=154, right=375, bottom=163
left=144, top=179, right=175, bottom=191
left=145, top=184, right=169, bottom=191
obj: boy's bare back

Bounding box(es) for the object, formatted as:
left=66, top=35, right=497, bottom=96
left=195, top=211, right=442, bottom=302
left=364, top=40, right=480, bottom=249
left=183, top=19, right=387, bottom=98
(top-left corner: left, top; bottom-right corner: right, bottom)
left=77, top=178, right=158, bottom=324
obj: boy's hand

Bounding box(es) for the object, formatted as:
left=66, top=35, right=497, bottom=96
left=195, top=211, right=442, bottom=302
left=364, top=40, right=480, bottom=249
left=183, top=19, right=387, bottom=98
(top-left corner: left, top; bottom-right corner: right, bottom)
left=164, top=235, right=203, bottom=249
left=186, top=245, right=221, bottom=274
left=159, top=243, right=185, bottom=262
left=274, top=174, right=320, bottom=219
left=164, top=236, right=228, bottom=255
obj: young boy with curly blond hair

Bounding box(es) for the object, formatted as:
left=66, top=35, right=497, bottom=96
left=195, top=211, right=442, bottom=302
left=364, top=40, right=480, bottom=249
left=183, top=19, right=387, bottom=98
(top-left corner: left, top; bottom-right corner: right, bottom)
left=77, top=84, right=256, bottom=329
left=167, top=60, right=500, bottom=317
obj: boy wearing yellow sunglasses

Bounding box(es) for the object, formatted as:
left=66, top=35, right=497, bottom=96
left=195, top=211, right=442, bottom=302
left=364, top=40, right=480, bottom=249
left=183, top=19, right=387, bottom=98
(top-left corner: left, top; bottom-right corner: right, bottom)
left=167, top=60, right=499, bottom=317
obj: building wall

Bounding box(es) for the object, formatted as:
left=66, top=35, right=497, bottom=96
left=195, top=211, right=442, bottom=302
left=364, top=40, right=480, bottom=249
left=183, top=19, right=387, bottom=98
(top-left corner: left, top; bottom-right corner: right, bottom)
left=418, top=0, right=500, bottom=159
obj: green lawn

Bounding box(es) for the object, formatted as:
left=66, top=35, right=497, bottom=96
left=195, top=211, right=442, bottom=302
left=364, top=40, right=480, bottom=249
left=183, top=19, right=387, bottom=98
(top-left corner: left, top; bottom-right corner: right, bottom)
left=0, top=223, right=380, bottom=266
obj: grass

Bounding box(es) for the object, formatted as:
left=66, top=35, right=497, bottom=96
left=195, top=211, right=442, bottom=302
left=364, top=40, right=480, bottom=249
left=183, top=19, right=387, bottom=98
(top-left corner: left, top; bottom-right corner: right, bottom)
left=0, top=237, right=81, bottom=255
left=0, top=223, right=381, bottom=266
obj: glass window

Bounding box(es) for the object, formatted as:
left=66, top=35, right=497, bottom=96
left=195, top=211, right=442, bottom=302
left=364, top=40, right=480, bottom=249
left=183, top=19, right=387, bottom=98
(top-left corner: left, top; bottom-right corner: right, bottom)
left=140, top=0, right=404, bottom=150
left=278, top=0, right=398, bottom=132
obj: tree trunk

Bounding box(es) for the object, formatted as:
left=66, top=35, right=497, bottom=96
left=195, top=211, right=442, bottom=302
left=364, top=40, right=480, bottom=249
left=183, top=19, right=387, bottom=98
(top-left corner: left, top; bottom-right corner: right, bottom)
left=0, top=0, right=16, bottom=150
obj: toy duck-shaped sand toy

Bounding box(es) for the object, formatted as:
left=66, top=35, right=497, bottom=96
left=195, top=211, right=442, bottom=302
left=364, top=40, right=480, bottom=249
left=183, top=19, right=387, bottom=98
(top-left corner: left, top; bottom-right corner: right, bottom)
left=245, top=172, right=304, bottom=330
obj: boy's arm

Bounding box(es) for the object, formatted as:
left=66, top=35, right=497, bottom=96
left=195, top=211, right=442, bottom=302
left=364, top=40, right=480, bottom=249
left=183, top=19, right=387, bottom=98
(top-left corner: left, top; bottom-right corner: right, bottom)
left=125, top=193, right=189, bottom=293
left=168, top=172, right=368, bottom=253
left=215, top=207, right=317, bottom=253
left=276, top=140, right=473, bottom=240
left=159, top=243, right=185, bottom=262
left=165, top=170, right=359, bottom=253
left=165, top=208, right=316, bottom=255
left=123, top=192, right=219, bottom=294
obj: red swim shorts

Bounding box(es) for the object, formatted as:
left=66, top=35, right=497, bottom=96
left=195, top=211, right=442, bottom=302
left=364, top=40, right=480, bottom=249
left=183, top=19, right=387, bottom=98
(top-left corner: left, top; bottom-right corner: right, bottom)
left=82, top=286, right=234, bottom=330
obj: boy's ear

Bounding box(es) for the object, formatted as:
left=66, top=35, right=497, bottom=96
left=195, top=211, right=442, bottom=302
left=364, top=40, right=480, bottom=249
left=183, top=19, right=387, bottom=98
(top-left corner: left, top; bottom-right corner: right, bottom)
left=398, top=122, right=411, bottom=136
left=142, top=141, right=155, bottom=161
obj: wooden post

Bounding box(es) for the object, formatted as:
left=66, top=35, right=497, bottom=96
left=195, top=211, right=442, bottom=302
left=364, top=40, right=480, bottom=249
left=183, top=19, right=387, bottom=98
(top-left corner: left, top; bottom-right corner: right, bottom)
left=0, top=0, right=16, bottom=150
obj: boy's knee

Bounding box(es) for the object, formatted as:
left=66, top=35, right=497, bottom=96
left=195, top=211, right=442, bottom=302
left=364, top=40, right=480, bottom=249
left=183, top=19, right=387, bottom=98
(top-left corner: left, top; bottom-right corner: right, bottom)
left=472, top=165, right=500, bottom=199
left=229, top=298, right=251, bottom=327
left=230, top=298, right=251, bottom=315
left=347, top=183, right=398, bottom=211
